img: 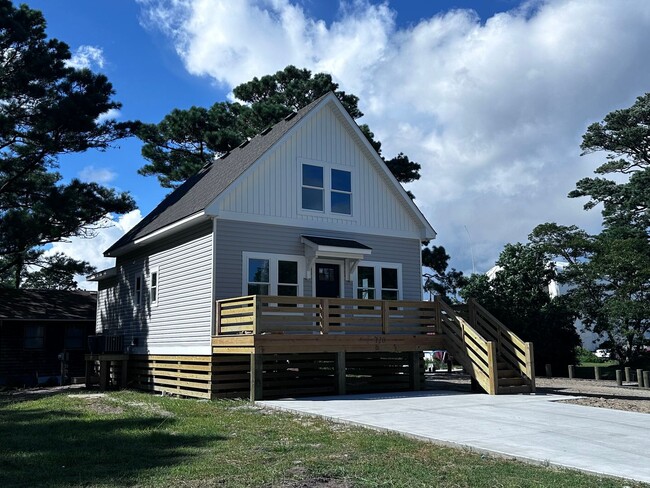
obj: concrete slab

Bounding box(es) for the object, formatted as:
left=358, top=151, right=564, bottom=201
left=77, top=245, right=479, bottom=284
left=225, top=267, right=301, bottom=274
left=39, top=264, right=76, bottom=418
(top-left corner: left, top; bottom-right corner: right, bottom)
left=260, top=391, right=650, bottom=483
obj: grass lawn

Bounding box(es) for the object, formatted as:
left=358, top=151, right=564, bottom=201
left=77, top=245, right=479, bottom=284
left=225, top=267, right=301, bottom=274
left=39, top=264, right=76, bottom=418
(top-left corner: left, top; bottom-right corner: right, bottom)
left=0, top=389, right=645, bottom=487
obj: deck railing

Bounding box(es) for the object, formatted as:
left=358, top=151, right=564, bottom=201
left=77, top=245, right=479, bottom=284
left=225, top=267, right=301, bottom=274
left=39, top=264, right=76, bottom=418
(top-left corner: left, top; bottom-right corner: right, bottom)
left=216, top=295, right=437, bottom=336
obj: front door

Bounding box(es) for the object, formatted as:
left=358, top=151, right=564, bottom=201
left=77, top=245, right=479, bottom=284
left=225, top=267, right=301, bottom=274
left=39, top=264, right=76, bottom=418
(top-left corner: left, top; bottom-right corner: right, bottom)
left=315, top=263, right=340, bottom=298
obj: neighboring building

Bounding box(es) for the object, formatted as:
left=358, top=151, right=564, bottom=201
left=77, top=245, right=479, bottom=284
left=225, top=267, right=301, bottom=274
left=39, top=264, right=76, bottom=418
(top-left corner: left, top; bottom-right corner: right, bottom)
left=486, top=262, right=600, bottom=349
left=90, top=92, right=534, bottom=399
left=0, top=289, right=96, bottom=386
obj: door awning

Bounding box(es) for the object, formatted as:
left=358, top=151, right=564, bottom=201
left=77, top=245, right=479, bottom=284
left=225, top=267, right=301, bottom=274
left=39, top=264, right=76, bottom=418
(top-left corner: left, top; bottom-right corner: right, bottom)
left=301, top=235, right=372, bottom=280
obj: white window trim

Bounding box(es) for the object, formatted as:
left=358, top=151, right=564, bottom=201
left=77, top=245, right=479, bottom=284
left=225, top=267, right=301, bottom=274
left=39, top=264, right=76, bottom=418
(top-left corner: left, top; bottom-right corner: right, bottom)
left=353, top=261, right=403, bottom=300
left=242, top=252, right=305, bottom=296
left=298, top=159, right=356, bottom=220
left=134, top=272, right=143, bottom=308
left=150, top=266, right=159, bottom=307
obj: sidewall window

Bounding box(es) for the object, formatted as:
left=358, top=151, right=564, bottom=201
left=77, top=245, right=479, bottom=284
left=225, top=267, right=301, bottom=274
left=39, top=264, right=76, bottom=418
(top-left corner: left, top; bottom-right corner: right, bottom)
left=355, top=262, right=402, bottom=301
left=244, top=253, right=304, bottom=296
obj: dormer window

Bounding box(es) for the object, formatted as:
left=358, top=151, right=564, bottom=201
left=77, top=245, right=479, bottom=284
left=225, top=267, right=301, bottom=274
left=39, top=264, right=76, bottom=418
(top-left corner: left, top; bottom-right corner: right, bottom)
left=301, top=163, right=352, bottom=215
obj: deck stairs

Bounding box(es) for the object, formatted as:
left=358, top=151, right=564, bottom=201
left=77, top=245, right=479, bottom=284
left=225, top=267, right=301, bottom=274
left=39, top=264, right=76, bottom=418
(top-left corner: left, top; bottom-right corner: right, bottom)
left=435, top=297, right=535, bottom=395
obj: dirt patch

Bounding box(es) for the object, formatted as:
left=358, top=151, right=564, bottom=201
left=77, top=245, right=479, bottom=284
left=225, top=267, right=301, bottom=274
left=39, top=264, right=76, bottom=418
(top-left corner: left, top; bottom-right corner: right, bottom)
left=534, top=377, right=650, bottom=414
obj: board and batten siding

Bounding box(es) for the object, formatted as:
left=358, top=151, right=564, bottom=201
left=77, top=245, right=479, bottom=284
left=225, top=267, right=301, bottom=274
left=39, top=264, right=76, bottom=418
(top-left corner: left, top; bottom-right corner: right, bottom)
left=97, top=221, right=213, bottom=355
left=214, top=219, right=422, bottom=302
left=215, top=103, right=423, bottom=239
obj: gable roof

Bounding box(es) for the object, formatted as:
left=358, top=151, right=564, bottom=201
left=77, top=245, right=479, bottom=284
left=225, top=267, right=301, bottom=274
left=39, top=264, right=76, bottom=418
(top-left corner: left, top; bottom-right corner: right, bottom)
left=0, top=289, right=96, bottom=321
left=105, top=95, right=326, bottom=256
left=106, top=92, right=435, bottom=256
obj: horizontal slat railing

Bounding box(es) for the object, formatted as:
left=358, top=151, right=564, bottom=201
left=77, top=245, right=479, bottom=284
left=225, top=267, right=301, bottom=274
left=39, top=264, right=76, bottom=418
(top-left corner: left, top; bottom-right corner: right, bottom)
left=436, top=297, right=498, bottom=395
left=215, top=295, right=437, bottom=336
left=468, top=299, right=535, bottom=392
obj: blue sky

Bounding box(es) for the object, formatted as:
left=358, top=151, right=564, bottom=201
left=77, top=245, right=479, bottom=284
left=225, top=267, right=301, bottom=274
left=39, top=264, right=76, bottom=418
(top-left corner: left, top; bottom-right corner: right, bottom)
left=19, top=0, right=650, bottom=287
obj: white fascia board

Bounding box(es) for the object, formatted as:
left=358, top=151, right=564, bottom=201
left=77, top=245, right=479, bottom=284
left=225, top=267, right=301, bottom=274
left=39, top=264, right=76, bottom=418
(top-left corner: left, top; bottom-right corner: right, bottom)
left=327, top=95, right=437, bottom=241
left=106, top=211, right=208, bottom=257
left=87, top=267, right=117, bottom=281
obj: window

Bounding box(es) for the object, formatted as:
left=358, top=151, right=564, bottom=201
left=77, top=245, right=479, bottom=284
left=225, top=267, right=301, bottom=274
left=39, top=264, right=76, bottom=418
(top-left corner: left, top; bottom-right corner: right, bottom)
left=244, top=253, right=303, bottom=296
left=357, top=266, right=375, bottom=299
left=356, top=263, right=401, bottom=300
left=302, top=164, right=324, bottom=211
left=134, top=273, right=143, bottom=307
left=248, top=258, right=270, bottom=295
left=331, top=169, right=351, bottom=214
left=150, top=269, right=159, bottom=305
left=24, top=325, right=44, bottom=349
left=301, top=163, right=353, bottom=215
left=64, top=326, right=84, bottom=350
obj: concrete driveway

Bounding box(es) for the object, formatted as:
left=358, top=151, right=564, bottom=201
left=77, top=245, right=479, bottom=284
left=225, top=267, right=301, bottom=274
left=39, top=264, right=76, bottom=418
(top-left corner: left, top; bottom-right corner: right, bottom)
left=260, top=390, right=650, bottom=483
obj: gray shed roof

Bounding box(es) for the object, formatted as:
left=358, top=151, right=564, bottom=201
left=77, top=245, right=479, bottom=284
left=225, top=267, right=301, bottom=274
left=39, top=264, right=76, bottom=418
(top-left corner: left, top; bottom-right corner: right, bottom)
left=0, top=289, right=97, bottom=321
left=105, top=94, right=327, bottom=256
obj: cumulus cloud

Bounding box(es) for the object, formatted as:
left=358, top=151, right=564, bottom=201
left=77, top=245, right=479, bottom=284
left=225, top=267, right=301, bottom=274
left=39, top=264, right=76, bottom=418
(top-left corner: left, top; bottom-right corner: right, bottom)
left=78, top=165, right=118, bottom=184
left=45, top=210, right=143, bottom=290
left=138, top=0, right=650, bottom=273
left=96, top=108, right=121, bottom=123
left=66, top=45, right=106, bottom=70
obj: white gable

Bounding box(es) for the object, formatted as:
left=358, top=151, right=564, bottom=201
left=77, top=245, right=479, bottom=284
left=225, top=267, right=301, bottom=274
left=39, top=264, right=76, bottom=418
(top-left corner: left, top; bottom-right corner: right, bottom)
left=207, top=96, right=435, bottom=240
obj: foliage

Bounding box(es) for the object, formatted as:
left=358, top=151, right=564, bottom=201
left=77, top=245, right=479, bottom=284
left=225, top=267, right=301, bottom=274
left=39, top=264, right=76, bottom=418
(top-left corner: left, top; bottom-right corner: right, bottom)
left=0, top=390, right=633, bottom=488
left=422, top=244, right=467, bottom=303
left=570, top=93, right=650, bottom=230
left=0, top=1, right=135, bottom=288
left=136, top=64, right=422, bottom=191
left=576, top=347, right=602, bottom=365
left=461, top=243, right=580, bottom=371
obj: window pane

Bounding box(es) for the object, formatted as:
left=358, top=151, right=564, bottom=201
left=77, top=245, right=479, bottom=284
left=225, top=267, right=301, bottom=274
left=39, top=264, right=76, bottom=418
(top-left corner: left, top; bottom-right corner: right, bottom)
left=331, top=169, right=351, bottom=192
left=248, top=283, right=269, bottom=295
left=25, top=325, right=44, bottom=349
left=302, top=187, right=324, bottom=211
left=382, top=268, right=398, bottom=289
left=278, top=284, right=298, bottom=296
left=357, top=288, right=375, bottom=299
left=302, top=164, right=323, bottom=187
left=331, top=191, right=351, bottom=214
left=381, top=290, right=398, bottom=300
left=278, top=260, right=298, bottom=284
left=248, top=259, right=269, bottom=283
left=65, top=327, right=84, bottom=349
left=151, top=272, right=157, bottom=287
left=357, top=267, right=375, bottom=288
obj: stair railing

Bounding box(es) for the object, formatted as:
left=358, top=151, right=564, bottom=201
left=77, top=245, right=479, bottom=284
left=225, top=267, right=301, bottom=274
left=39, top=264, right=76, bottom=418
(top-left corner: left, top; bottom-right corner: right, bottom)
left=467, top=299, right=535, bottom=392
left=435, top=297, right=498, bottom=395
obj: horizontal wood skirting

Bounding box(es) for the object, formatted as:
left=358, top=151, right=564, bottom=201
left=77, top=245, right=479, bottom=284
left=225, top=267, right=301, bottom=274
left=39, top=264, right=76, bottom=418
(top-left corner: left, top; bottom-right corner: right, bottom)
left=129, top=354, right=213, bottom=399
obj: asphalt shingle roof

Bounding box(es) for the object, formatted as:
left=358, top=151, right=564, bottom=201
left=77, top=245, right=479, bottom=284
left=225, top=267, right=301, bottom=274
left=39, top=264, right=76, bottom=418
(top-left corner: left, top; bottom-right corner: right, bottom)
left=106, top=94, right=328, bottom=256
left=0, top=289, right=97, bottom=321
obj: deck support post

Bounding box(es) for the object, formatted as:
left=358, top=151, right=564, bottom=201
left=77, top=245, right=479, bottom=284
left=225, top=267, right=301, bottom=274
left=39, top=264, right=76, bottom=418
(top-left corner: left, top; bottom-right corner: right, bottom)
left=335, top=352, right=346, bottom=395
left=487, top=341, right=498, bottom=395
left=409, top=351, right=421, bottom=391
left=250, top=354, right=263, bottom=401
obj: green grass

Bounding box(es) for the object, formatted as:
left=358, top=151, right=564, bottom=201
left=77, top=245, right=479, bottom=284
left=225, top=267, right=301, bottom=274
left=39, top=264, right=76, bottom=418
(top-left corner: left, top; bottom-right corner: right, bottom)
left=0, top=389, right=646, bottom=488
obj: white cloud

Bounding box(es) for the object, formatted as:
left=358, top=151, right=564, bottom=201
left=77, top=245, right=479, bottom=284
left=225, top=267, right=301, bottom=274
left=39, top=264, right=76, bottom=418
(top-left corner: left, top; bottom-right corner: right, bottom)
left=66, top=45, right=106, bottom=70
left=138, top=0, right=650, bottom=273
left=45, top=210, right=143, bottom=290
left=78, top=165, right=118, bottom=184
left=96, top=108, right=121, bottom=123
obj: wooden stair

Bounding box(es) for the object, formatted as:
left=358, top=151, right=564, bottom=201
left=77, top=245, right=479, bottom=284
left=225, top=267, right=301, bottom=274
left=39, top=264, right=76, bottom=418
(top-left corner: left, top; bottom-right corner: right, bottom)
left=436, top=297, right=535, bottom=395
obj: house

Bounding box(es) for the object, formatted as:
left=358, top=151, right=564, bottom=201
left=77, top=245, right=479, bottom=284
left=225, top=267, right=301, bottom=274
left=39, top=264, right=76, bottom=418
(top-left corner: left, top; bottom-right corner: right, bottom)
left=90, top=92, right=535, bottom=399
left=0, top=289, right=96, bottom=387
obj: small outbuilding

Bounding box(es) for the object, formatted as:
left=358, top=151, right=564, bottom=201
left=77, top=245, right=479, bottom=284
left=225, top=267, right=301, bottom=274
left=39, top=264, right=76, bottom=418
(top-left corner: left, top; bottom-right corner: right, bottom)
left=0, top=289, right=96, bottom=387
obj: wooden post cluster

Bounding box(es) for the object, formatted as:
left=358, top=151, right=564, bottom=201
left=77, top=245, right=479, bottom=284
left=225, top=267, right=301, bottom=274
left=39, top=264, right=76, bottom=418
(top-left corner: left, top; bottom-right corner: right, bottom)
left=545, top=364, right=552, bottom=377
left=594, top=366, right=601, bottom=380
left=643, top=371, right=649, bottom=390
left=637, top=369, right=645, bottom=388
left=616, top=370, right=623, bottom=386
left=625, top=366, right=631, bottom=383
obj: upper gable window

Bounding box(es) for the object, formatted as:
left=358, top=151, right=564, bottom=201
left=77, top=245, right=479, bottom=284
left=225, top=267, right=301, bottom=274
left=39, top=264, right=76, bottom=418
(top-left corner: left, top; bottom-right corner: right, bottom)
left=331, top=169, right=351, bottom=215
left=301, top=163, right=352, bottom=215
left=302, top=164, right=324, bottom=211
